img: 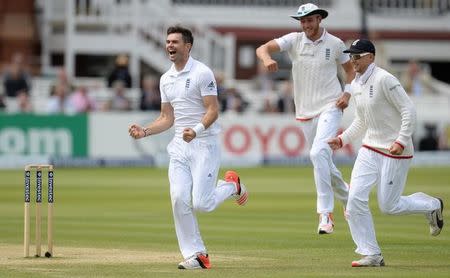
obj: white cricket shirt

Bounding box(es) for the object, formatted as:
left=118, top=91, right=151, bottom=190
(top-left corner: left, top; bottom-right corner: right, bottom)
left=160, top=56, right=221, bottom=138
left=275, top=29, right=349, bottom=120
left=340, top=63, right=416, bottom=158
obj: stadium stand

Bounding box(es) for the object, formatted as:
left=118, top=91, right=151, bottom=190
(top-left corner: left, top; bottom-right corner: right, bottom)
left=1, top=1, right=449, bottom=113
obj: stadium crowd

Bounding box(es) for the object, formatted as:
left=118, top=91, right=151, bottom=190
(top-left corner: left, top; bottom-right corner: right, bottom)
left=0, top=51, right=449, bottom=151
left=0, top=52, right=297, bottom=115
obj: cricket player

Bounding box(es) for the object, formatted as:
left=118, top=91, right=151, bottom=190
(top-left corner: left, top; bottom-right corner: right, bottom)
left=128, top=25, right=248, bottom=270
left=328, top=39, right=444, bottom=267
left=256, top=3, right=355, bottom=234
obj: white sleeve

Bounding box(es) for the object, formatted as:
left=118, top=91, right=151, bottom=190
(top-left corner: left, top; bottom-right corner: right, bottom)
left=382, top=75, right=416, bottom=147
left=340, top=83, right=367, bottom=145
left=159, top=76, right=169, bottom=103
left=337, top=39, right=350, bottom=64
left=275, top=32, right=298, bottom=52
left=198, top=68, right=217, bottom=96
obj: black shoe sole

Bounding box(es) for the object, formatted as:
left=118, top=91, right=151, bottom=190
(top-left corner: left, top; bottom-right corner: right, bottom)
left=437, top=198, right=444, bottom=229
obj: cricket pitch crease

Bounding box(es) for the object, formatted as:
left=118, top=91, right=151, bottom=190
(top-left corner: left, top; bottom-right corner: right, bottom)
left=0, top=244, right=270, bottom=265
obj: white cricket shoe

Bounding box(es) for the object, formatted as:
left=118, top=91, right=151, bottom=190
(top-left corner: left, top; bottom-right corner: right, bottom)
left=178, top=253, right=211, bottom=269
left=318, top=213, right=334, bottom=234
left=224, top=170, right=248, bottom=206
left=352, top=254, right=385, bottom=267
left=427, top=198, right=444, bottom=236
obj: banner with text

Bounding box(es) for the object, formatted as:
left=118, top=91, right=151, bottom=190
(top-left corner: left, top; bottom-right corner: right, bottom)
left=89, top=113, right=357, bottom=167
left=3, top=112, right=449, bottom=168
left=0, top=113, right=88, bottom=158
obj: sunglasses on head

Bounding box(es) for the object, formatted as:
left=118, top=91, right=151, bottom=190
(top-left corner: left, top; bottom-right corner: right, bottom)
left=350, top=52, right=371, bottom=61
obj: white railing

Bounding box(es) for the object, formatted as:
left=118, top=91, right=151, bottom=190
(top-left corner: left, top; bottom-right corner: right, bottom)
left=366, top=0, right=449, bottom=15
left=37, top=0, right=450, bottom=81
left=39, top=0, right=235, bottom=81
left=171, top=0, right=332, bottom=6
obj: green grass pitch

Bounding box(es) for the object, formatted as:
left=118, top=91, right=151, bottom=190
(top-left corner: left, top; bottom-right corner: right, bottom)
left=0, top=166, right=449, bottom=277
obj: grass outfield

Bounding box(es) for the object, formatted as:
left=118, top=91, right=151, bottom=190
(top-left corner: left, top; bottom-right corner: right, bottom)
left=0, top=166, right=449, bottom=277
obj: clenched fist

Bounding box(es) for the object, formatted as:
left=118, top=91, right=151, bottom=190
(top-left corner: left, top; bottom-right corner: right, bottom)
left=128, top=124, right=145, bottom=139
left=183, top=128, right=196, bottom=143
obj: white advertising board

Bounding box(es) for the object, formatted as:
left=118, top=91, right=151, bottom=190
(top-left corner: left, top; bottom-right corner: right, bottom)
left=89, top=112, right=357, bottom=167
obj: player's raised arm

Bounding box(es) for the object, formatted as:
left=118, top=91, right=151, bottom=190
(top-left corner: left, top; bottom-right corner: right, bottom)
left=256, top=40, right=281, bottom=72
left=128, top=102, right=174, bottom=139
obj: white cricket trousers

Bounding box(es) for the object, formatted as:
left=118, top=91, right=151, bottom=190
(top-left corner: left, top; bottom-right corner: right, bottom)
left=299, top=107, right=348, bottom=213
left=347, top=147, right=441, bottom=255
left=167, top=136, right=236, bottom=259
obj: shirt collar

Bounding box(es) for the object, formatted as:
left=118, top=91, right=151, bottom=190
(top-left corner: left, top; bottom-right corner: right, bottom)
left=355, top=63, right=376, bottom=85
left=302, top=28, right=327, bottom=45
left=168, top=56, right=194, bottom=77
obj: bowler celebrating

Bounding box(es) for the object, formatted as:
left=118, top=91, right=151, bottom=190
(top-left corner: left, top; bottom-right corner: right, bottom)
left=129, top=25, right=248, bottom=270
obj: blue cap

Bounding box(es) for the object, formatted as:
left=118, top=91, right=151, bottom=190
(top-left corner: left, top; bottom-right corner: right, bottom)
left=344, top=39, right=376, bottom=54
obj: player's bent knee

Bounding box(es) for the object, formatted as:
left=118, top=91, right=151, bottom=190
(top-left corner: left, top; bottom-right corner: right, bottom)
left=171, top=194, right=192, bottom=213
left=347, top=197, right=369, bottom=214
left=346, top=208, right=369, bottom=218
left=309, top=145, right=331, bottom=163
left=379, top=203, right=398, bottom=215
left=193, top=199, right=215, bottom=212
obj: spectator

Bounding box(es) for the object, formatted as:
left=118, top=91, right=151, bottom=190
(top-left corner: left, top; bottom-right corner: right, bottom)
left=214, top=71, right=227, bottom=95
left=16, top=90, right=33, bottom=113
left=419, top=123, right=439, bottom=151
left=107, top=54, right=132, bottom=88
left=55, top=67, right=74, bottom=92
left=400, top=60, right=435, bottom=96
left=139, top=75, right=160, bottom=111
left=277, top=80, right=295, bottom=113
left=254, top=60, right=275, bottom=93
left=440, top=125, right=450, bottom=150
left=103, top=80, right=131, bottom=111
left=260, top=90, right=279, bottom=113
left=254, top=60, right=278, bottom=113
left=47, top=83, right=72, bottom=114
left=69, top=86, right=96, bottom=113
left=215, top=71, right=229, bottom=112
left=2, top=53, right=31, bottom=97
left=223, top=87, right=248, bottom=113
left=0, top=94, right=6, bottom=111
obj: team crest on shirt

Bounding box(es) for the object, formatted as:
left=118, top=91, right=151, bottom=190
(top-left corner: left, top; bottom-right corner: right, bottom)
left=207, top=80, right=216, bottom=91
left=185, top=78, right=191, bottom=90
left=325, top=48, right=330, bottom=60
left=369, top=85, right=374, bottom=98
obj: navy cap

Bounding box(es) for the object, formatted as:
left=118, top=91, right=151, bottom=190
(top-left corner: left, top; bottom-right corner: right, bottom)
left=344, top=39, right=376, bottom=55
